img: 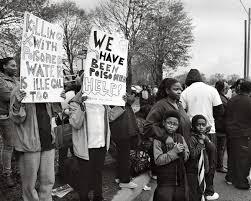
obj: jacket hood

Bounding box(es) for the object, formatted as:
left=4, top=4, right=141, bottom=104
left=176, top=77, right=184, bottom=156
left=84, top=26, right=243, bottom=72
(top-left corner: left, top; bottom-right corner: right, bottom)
left=185, top=69, right=202, bottom=86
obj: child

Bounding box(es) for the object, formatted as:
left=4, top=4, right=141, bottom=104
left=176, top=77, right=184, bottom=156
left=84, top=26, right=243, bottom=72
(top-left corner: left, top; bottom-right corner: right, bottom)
left=186, top=115, right=216, bottom=201
left=153, top=110, right=189, bottom=201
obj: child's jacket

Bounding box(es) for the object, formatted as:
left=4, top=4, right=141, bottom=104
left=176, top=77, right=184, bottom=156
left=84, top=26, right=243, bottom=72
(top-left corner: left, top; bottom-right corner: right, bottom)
left=153, top=132, right=189, bottom=187
left=186, top=132, right=216, bottom=174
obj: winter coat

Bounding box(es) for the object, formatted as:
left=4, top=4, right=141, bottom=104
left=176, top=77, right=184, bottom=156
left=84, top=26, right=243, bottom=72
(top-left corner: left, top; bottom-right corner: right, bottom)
left=9, top=86, right=60, bottom=152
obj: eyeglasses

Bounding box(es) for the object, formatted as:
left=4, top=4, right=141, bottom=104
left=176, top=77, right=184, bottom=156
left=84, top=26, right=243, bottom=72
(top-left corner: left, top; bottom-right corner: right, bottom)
left=164, top=121, right=179, bottom=127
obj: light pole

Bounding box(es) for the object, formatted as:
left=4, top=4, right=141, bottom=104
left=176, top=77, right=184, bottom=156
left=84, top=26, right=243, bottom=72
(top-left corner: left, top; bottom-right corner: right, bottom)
left=247, top=8, right=250, bottom=79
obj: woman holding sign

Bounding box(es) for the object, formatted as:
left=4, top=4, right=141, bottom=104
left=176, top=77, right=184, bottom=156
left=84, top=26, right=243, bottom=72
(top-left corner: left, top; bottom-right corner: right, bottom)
left=68, top=73, right=111, bottom=201
left=0, top=57, right=19, bottom=187
left=9, top=86, right=62, bottom=201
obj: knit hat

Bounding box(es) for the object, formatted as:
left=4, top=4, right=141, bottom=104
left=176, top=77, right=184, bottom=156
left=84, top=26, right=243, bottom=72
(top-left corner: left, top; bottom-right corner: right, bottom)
left=185, top=69, right=202, bottom=86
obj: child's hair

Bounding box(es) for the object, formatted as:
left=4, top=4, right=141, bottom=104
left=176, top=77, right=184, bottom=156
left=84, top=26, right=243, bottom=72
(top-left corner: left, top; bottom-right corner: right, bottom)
left=191, top=114, right=207, bottom=130
left=162, top=110, right=181, bottom=123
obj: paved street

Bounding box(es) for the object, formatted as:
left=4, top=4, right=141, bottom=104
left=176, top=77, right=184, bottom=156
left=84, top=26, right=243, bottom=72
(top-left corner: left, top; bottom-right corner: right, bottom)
left=132, top=152, right=251, bottom=201
left=133, top=172, right=251, bottom=201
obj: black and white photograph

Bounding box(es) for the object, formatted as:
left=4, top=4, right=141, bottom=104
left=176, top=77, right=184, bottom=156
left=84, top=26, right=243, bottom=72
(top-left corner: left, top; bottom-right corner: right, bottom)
left=0, top=0, right=251, bottom=200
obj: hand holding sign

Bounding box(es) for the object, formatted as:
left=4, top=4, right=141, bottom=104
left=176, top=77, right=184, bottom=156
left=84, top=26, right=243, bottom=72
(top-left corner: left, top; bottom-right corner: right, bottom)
left=16, top=90, right=27, bottom=102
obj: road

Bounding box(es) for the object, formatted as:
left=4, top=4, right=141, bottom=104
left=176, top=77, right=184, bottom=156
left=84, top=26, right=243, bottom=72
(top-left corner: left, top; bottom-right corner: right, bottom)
left=132, top=152, right=251, bottom=201
left=133, top=171, right=251, bottom=201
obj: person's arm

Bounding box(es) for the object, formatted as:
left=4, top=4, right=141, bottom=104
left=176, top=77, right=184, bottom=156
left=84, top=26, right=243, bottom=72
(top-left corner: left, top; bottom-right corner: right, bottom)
left=9, top=88, right=26, bottom=124
left=188, top=136, right=205, bottom=159
left=153, top=139, right=179, bottom=166
left=213, top=104, right=224, bottom=119
left=204, top=135, right=215, bottom=153
left=144, top=105, right=166, bottom=140
left=0, top=79, right=12, bottom=102
left=212, top=89, right=224, bottom=119
left=69, top=102, right=85, bottom=130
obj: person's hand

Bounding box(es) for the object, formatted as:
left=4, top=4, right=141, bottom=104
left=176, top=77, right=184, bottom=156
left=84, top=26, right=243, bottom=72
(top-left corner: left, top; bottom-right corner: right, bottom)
left=60, top=90, right=66, bottom=99
left=122, top=94, right=127, bottom=102
left=198, top=139, right=204, bottom=144
left=166, top=136, right=174, bottom=144
left=16, top=90, right=26, bottom=102
left=200, top=134, right=206, bottom=140
left=166, top=136, right=174, bottom=150
left=173, top=143, right=184, bottom=153
left=81, top=95, right=88, bottom=102
left=64, top=108, right=70, bottom=115
left=57, top=112, right=63, bottom=120
left=126, top=93, right=135, bottom=105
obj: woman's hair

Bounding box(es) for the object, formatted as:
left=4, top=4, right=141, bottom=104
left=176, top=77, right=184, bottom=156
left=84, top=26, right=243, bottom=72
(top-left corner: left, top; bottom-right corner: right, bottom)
left=191, top=114, right=207, bottom=130
left=156, top=78, right=179, bottom=101
left=162, top=110, right=181, bottom=123
left=215, top=80, right=225, bottom=94
left=0, top=57, right=14, bottom=72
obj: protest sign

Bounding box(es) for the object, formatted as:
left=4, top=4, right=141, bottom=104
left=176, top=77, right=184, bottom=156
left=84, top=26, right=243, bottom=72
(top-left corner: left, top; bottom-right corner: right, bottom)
left=20, top=12, right=64, bottom=103
left=83, top=28, right=128, bottom=106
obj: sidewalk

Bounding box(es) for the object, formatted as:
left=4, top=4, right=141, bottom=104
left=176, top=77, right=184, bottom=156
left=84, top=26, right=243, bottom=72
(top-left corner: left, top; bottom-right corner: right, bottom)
left=0, top=151, right=118, bottom=201
left=0, top=150, right=151, bottom=201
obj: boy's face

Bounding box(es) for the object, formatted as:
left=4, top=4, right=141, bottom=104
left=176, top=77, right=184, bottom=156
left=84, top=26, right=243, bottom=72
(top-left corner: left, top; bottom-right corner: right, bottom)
left=195, top=119, right=207, bottom=135
left=163, top=117, right=179, bottom=134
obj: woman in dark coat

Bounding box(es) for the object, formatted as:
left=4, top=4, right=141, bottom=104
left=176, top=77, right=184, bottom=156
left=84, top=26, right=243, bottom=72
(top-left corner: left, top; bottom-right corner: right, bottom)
left=144, top=78, right=191, bottom=180
left=144, top=78, right=191, bottom=143
left=0, top=57, right=18, bottom=187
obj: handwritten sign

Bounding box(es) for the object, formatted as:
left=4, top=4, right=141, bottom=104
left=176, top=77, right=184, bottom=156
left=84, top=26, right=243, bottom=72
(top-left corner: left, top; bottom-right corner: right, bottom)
left=83, top=28, right=128, bottom=106
left=20, top=12, right=64, bottom=103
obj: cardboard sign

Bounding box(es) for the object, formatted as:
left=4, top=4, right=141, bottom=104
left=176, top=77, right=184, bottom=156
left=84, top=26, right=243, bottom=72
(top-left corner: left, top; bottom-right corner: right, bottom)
left=83, top=28, right=128, bottom=106
left=20, top=12, right=64, bottom=103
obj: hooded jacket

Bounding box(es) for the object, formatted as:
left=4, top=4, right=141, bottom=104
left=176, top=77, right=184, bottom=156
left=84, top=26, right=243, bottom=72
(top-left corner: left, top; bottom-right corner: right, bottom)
left=185, top=69, right=202, bottom=87
left=68, top=91, right=110, bottom=160
left=0, top=72, right=18, bottom=117
left=9, top=86, right=61, bottom=152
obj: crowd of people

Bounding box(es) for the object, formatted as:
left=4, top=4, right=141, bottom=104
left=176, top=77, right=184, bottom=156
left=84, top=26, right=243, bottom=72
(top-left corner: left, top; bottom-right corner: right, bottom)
left=0, top=56, right=251, bottom=201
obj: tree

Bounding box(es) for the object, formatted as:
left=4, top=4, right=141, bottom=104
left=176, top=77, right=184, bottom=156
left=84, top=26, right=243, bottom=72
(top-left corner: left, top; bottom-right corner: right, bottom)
left=92, top=0, right=157, bottom=90
left=138, top=0, right=194, bottom=85
left=208, top=73, right=225, bottom=85
left=226, top=74, right=240, bottom=85
left=0, top=0, right=56, bottom=57
left=52, top=1, right=91, bottom=75
left=174, top=72, right=188, bottom=85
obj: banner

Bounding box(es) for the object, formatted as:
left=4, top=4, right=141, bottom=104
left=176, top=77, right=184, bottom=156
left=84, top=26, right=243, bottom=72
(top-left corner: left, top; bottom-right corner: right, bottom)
left=20, top=12, right=64, bottom=103
left=83, top=28, right=128, bottom=106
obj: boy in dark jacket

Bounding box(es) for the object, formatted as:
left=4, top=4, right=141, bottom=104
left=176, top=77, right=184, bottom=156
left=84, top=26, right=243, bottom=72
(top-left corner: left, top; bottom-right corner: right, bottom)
left=153, top=110, right=189, bottom=201
left=186, top=115, right=216, bottom=201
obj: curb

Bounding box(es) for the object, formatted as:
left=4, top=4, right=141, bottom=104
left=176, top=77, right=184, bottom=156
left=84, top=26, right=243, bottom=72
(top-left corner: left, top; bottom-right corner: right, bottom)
left=111, top=172, right=151, bottom=201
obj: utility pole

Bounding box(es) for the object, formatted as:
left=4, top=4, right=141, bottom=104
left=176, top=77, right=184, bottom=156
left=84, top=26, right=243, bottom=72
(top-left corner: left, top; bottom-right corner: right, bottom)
left=247, top=8, right=251, bottom=79
left=244, top=20, right=247, bottom=79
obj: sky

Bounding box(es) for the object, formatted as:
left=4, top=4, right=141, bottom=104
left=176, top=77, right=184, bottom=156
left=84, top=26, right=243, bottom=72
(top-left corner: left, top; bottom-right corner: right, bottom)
left=54, top=0, right=251, bottom=77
